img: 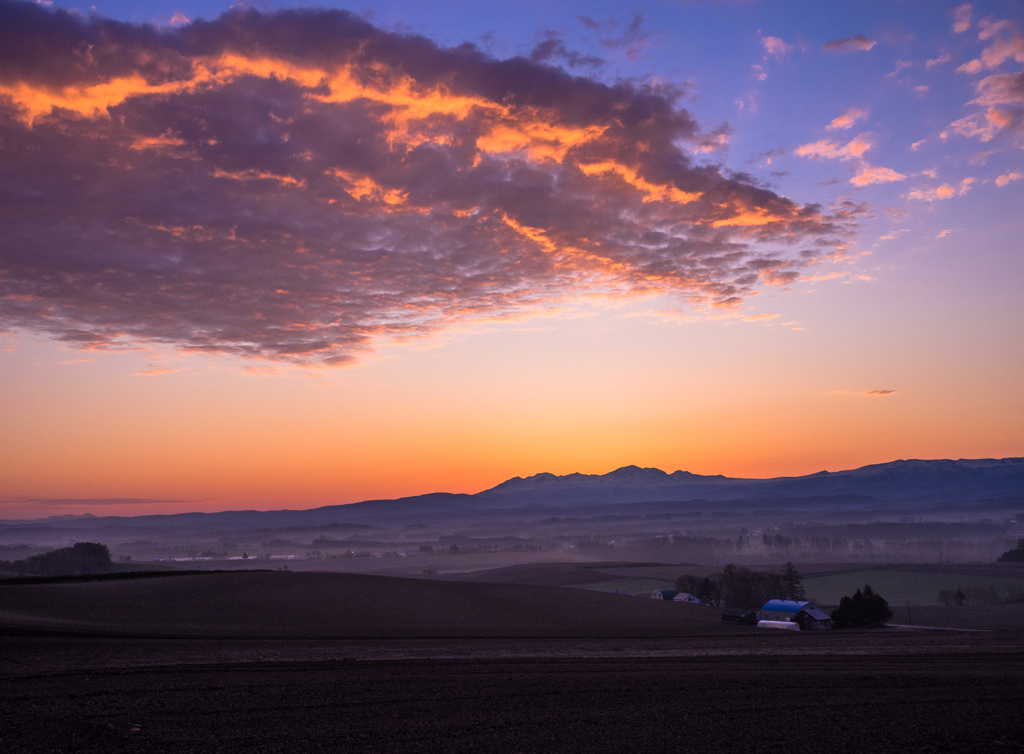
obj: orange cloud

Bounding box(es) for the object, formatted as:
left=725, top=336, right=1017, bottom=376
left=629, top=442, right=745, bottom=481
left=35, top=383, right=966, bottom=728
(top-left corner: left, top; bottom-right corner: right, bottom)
left=328, top=170, right=407, bottom=205
left=130, top=133, right=186, bottom=151
left=795, top=133, right=873, bottom=161
left=476, top=120, right=608, bottom=161
left=0, top=75, right=190, bottom=126
left=826, top=107, right=868, bottom=131
left=851, top=165, right=907, bottom=187
left=906, top=178, right=974, bottom=201
left=711, top=207, right=785, bottom=227
left=215, top=169, right=306, bottom=188
left=577, top=162, right=702, bottom=204
left=501, top=215, right=557, bottom=253
left=996, top=172, right=1023, bottom=186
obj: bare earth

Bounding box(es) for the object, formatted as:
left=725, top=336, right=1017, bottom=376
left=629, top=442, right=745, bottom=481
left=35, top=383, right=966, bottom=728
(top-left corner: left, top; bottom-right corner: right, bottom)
left=2, top=637, right=1024, bottom=753
left=3, top=570, right=1024, bottom=752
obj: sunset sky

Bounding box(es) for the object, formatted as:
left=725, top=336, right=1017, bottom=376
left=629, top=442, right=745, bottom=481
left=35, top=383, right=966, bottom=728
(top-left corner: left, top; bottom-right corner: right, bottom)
left=1, top=0, right=1022, bottom=518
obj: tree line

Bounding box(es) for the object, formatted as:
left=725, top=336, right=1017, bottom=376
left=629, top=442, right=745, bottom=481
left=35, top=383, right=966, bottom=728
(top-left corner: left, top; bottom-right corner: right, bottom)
left=676, top=562, right=894, bottom=628
left=0, top=542, right=113, bottom=577
left=676, top=561, right=806, bottom=608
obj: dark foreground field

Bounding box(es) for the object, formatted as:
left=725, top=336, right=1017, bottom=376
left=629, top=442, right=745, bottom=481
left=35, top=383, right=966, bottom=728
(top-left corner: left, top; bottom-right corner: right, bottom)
left=2, top=636, right=1024, bottom=754
left=4, top=570, right=1024, bottom=753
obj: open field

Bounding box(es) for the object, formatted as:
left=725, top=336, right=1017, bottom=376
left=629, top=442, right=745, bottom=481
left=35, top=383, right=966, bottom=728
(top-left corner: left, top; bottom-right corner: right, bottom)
left=4, top=566, right=1024, bottom=638
left=0, top=570, right=729, bottom=639
left=439, top=560, right=681, bottom=595
left=3, top=564, right=1024, bottom=752
left=178, top=549, right=598, bottom=579
left=576, top=577, right=677, bottom=595
left=2, top=638, right=1024, bottom=753
left=802, top=566, right=1024, bottom=606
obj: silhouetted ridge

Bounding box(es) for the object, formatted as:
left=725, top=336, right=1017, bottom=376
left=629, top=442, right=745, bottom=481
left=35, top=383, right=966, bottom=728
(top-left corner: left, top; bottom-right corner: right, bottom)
left=3, top=458, right=1022, bottom=528
left=0, top=542, right=113, bottom=577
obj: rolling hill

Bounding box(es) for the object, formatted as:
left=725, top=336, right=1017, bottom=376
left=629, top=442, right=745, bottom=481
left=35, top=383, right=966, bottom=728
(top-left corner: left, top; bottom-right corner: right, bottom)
left=0, top=570, right=729, bottom=638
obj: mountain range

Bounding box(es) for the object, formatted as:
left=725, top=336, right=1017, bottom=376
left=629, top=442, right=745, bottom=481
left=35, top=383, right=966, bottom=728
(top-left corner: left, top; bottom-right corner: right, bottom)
left=3, top=457, right=1023, bottom=530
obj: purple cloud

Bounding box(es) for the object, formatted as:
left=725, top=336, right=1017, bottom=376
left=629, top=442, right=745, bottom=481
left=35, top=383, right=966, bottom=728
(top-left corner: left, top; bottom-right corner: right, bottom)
left=0, top=1, right=855, bottom=365
left=822, top=35, right=876, bottom=53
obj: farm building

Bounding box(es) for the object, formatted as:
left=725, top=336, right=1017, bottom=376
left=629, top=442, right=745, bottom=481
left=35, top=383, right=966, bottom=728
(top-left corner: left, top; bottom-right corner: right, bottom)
left=721, top=608, right=758, bottom=626
left=795, top=606, right=833, bottom=630
left=759, top=599, right=817, bottom=622
left=673, top=592, right=701, bottom=604
left=651, top=588, right=678, bottom=600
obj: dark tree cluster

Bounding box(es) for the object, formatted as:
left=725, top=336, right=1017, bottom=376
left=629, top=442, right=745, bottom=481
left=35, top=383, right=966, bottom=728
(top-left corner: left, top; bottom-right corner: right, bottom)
left=0, top=542, right=112, bottom=577
left=674, top=574, right=720, bottom=605
left=676, top=562, right=805, bottom=608
left=830, top=585, right=893, bottom=628
left=997, top=539, right=1024, bottom=562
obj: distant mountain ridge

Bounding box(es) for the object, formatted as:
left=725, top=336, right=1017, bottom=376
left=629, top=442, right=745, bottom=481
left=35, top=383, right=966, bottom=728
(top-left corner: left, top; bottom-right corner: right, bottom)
left=2, top=458, right=1022, bottom=528
left=477, top=458, right=1024, bottom=506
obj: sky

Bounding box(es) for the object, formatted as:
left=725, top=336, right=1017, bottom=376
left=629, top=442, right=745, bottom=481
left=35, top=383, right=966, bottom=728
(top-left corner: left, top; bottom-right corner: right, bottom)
left=0, top=0, right=1022, bottom=518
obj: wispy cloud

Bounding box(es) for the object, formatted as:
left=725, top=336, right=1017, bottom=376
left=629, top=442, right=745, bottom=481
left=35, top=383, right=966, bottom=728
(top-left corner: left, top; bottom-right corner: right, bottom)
left=0, top=497, right=198, bottom=509
left=598, top=13, right=652, bottom=60
left=828, top=389, right=898, bottom=397
left=761, top=36, right=793, bottom=60
left=952, top=4, right=972, bottom=34
left=0, top=3, right=857, bottom=366
left=795, top=133, right=873, bottom=161
left=794, top=132, right=905, bottom=187
left=937, top=229, right=952, bottom=238
left=953, top=14, right=1024, bottom=146
left=996, top=172, right=1023, bottom=186
left=133, top=368, right=181, bottom=377
left=822, top=35, right=876, bottom=53
left=529, top=36, right=605, bottom=69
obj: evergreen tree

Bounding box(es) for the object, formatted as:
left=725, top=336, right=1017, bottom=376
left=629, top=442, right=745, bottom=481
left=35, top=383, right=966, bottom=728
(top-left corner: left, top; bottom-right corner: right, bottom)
left=781, top=561, right=805, bottom=600
left=697, top=577, right=719, bottom=606
left=831, top=584, right=893, bottom=628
